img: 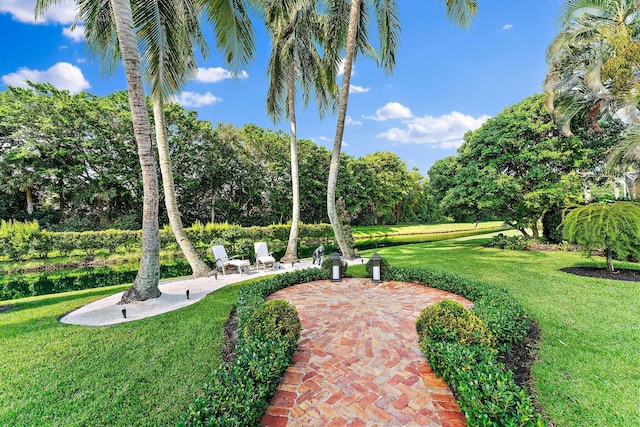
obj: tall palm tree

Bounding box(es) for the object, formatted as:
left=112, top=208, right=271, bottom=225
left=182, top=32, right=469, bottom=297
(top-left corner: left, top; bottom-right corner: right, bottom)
left=262, top=0, right=337, bottom=263
left=544, top=0, right=640, bottom=135
left=37, top=0, right=256, bottom=297
left=77, top=0, right=255, bottom=279
left=325, top=0, right=477, bottom=258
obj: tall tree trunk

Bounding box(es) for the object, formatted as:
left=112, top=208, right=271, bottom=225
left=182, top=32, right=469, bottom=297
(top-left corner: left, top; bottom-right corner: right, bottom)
left=25, top=187, right=33, bottom=215
left=281, top=65, right=300, bottom=263
left=153, top=97, right=211, bottom=277
left=211, top=193, right=216, bottom=224
left=327, top=0, right=360, bottom=260
left=113, top=0, right=161, bottom=303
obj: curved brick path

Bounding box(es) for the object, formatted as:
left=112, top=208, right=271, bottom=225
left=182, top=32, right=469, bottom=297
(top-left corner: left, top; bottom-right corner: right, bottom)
left=262, top=279, right=471, bottom=427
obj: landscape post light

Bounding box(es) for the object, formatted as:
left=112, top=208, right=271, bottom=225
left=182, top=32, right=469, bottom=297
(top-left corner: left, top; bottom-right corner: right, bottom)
left=121, top=308, right=127, bottom=319
left=186, top=289, right=190, bottom=300
left=331, top=252, right=341, bottom=282
left=371, top=252, right=382, bottom=283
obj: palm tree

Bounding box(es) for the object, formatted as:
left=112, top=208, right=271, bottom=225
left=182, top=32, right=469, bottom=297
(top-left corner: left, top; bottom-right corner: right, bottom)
left=77, top=0, right=255, bottom=279
left=325, top=0, right=477, bottom=258
left=37, top=0, right=256, bottom=298
left=544, top=0, right=640, bottom=135
left=261, top=0, right=337, bottom=263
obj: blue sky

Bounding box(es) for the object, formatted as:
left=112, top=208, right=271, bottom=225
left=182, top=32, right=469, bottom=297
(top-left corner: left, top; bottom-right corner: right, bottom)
left=0, top=1, right=564, bottom=174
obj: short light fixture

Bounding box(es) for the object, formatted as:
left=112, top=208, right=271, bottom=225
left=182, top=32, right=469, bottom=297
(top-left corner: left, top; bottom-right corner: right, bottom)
left=121, top=308, right=127, bottom=319
left=214, top=271, right=218, bottom=280
left=331, top=252, right=341, bottom=282
left=371, top=252, right=382, bottom=283
left=186, top=289, right=190, bottom=300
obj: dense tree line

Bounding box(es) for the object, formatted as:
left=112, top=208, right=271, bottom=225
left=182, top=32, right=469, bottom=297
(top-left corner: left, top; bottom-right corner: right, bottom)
left=428, top=94, right=624, bottom=238
left=0, top=84, right=438, bottom=231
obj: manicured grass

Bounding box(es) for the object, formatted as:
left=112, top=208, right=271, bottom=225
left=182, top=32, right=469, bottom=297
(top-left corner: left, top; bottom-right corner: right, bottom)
left=361, top=237, right=640, bottom=427
left=0, top=281, right=244, bottom=426
left=352, top=221, right=505, bottom=237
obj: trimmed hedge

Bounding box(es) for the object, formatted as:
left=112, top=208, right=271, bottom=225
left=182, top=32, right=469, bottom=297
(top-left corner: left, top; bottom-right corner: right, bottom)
left=0, top=259, right=208, bottom=301
left=385, top=266, right=544, bottom=426
left=181, top=268, right=329, bottom=426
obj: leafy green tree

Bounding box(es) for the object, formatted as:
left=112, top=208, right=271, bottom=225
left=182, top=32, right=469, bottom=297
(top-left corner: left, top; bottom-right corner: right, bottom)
left=443, top=94, right=585, bottom=238
left=563, top=201, right=640, bottom=272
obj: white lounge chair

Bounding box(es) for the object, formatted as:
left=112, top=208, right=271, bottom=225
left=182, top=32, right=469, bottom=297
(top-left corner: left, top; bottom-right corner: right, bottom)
left=254, top=241, right=276, bottom=271
left=211, top=245, right=250, bottom=275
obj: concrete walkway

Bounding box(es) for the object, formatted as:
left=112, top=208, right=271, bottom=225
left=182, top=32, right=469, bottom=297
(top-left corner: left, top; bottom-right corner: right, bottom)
left=262, top=279, right=471, bottom=427
left=60, top=259, right=343, bottom=326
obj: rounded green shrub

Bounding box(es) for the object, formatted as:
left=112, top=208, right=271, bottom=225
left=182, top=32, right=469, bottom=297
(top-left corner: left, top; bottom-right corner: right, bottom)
left=416, top=299, right=493, bottom=346
left=244, top=299, right=301, bottom=344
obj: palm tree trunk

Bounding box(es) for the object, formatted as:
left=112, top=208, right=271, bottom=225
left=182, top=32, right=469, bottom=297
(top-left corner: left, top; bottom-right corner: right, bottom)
left=26, top=187, right=33, bottom=215
left=112, top=0, right=161, bottom=303
left=327, top=0, right=360, bottom=260
left=281, top=65, right=300, bottom=264
left=153, top=97, right=211, bottom=277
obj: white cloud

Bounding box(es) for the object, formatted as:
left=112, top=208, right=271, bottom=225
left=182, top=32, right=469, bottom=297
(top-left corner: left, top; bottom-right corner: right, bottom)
left=195, top=67, right=248, bottom=83
left=377, top=111, right=490, bottom=149
left=175, top=91, right=222, bottom=108
left=366, top=102, right=413, bottom=121
left=502, top=24, right=513, bottom=30
left=345, top=116, right=362, bottom=126
left=317, top=136, right=330, bottom=142
left=349, top=84, right=369, bottom=94
left=2, top=62, right=90, bottom=93
left=62, top=25, right=84, bottom=42
left=0, top=0, right=77, bottom=24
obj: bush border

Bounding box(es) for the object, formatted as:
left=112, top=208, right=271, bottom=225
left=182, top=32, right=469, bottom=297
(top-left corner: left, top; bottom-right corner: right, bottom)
left=385, top=266, right=545, bottom=426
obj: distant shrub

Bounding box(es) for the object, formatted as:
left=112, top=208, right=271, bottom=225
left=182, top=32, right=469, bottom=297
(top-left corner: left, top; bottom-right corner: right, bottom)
left=485, top=233, right=528, bottom=250
left=0, top=219, right=41, bottom=260
left=416, top=300, right=493, bottom=346
left=543, top=206, right=563, bottom=244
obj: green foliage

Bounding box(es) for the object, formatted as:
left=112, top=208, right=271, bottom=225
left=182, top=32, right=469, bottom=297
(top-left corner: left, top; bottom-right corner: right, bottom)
left=244, top=300, right=301, bottom=344
left=542, top=206, right=564, bottom=244
left=563, top=201, right=640, bottom=270
left=422, top=339, right=544, bottom=427
left=182, top=268, right=328, bottom=426
left=442, top=94, right=593, bottom=237
left=384, top=266, right=541, bottom=425
left=485, top=233, right=528, bottom=250
left=416, top=300, right=493, bottom=346
left=0, top=259, right=205, bottom=301
left=0, top=219, right=41, bottom=260
left=383, top=266, right=530, bottom=352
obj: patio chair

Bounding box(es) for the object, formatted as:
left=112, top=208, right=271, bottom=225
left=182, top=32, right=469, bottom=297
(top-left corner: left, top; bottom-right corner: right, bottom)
left=211, top=245, right=250, bottom=275
left=254, top=241, right=276, bottom=271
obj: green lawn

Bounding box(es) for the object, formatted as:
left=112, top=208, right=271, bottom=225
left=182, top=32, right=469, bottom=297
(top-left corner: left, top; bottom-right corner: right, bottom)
left=0, top=282, right=243, bottom=426
left=360, top=236, right=640, bottom=427
left=352, top=221, right=505, bottom=237
left=3, top=234, right=639, bottom=426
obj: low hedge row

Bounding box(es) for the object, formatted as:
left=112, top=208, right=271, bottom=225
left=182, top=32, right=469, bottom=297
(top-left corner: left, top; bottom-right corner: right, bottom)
left=181, top=268, right=330, bottom=426
left=385, top=266, right=544, bottom=426
left=0, top=259, right=207, bottom=301
left=0, top=221, right=335, bottom=261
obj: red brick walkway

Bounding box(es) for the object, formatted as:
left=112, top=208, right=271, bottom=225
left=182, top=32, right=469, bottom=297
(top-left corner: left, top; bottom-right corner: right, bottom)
left=261, top=279, right=471, bottom=426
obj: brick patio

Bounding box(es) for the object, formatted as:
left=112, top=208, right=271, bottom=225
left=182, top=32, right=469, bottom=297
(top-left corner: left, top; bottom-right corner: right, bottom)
left=262, top=279, right=471, bottom=426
